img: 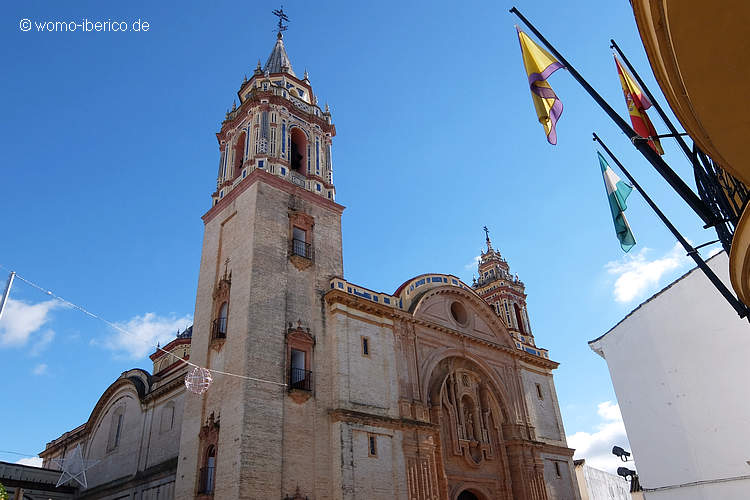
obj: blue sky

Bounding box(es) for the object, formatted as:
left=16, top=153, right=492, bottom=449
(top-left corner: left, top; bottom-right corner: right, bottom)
left=1, top=0, right=720, bottom=473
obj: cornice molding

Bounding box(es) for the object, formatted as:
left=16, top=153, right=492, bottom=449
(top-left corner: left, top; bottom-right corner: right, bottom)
left=202, top=168, right=345, bottom=224
left=329, top=408, right=437, bottom=432
left=325, top=289, right=559, bottom=370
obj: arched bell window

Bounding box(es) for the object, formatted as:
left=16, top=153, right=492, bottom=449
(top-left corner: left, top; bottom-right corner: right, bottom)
left=290, top=128, right=307, bottom=173
left=232, top=131, right=246, bottom=179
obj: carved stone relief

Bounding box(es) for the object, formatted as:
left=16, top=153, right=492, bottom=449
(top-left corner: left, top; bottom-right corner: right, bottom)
left=440, top=368, right=501, bottom=467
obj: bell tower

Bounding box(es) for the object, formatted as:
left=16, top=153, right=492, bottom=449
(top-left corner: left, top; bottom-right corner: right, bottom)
left=473, top=228, right=536, bottom=347
left=213, top=32, right=336, bottom=205
left=175, top=13, right=344, bottom=498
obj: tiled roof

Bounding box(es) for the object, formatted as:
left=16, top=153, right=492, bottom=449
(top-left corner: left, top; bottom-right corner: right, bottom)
left=264, top=33, right=296, bottom=77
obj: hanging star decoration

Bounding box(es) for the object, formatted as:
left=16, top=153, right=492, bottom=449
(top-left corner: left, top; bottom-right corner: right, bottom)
left=51, top=444, right=98, bottom=488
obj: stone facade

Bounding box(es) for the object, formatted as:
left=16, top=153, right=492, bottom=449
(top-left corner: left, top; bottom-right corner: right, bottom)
left=38, top=25, right=579, bottom=500
left=38, top=329, right=191, bottom=499
left=174, top=29, right=579, bottom=500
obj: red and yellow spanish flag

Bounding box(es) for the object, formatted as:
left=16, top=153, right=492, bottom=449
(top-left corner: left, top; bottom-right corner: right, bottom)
left=615, top=55, right=664, bottom=155
left=517, top=27, right=564, bottom=145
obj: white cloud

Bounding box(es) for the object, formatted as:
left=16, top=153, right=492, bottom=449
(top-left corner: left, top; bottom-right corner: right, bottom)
left=33, top=363, right=48, bottom=375
left=605, top=243, right=689, bottom=303
left=567, top=401, right=632, bottom=474
left=15, top=456, right=43, bottom=467
left=99, top=312, right=192, bottom=360
left=0, top=298, right=61, bottom=347
left=30, top=329, right=55, bottom=356
left=707, top=246, right=723, bottom=258
left=464, top=255, right=480, bottom=270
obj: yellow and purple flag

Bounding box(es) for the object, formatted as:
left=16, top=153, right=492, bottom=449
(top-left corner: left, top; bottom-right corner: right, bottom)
left=615, top=55, right=664, bottom=155
left=517, top=27, right=565, bottom=144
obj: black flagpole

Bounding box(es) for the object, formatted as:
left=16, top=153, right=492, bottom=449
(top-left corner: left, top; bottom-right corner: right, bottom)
left=594, top=132, right=748, bottom=319
left=610, top=40, right=694, bottom=162
left=509, top=7, right=715, bottom=227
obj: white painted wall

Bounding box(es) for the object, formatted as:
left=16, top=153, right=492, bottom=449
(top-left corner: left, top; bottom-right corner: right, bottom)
left=574, top=461, right=631, bottom=500
left=590, top=252, right=750, bottom=499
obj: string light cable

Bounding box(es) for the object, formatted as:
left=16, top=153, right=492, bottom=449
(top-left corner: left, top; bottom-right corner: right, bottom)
left=0, top=264, right=287, bottom=388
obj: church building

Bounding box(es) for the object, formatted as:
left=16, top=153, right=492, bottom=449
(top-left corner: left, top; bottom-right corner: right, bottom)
left=38, top=21, right=579, bottom=500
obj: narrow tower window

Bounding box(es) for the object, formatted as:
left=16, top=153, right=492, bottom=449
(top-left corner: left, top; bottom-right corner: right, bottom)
left=514, top=303, right=525, bottom=334
left=212, top=302, right=228, bottom=340
left=233, top=131, right=246, bottom=179
left=201, top=445, right=217, bottom=493
left=368, top=434, right=378, bottom=457
left=281, top=123, right=286, bottom=155
left=315, top=138, right=320, bottom=174
left=289, top=348, right=310, bottom=390
left=291, top=227, right=308, bottom=258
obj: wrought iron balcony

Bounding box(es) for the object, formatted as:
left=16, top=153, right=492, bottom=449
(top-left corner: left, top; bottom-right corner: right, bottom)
left=693, top=145, right=749, bottom=254
left=198, top=466, right=215, bottom=494
left=289, top=367, right=312, bottom=391
left=290, top=238, right=312, bottom=260
left=211, top=318, right=227, bottom=340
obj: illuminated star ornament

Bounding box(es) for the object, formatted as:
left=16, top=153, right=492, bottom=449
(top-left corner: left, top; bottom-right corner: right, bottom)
left=185, top=366, right=213, bottom=394
left=51, top=444, right=98, bottom=488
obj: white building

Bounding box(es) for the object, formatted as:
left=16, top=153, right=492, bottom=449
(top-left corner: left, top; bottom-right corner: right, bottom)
left=589, top=252, right=750, bottom=499
left=573, top=459, right=631, bottom=500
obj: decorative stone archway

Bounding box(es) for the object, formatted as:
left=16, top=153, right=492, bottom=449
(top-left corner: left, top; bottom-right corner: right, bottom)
left=428, top=357, right=514, bottom=500
left=424, top=356, right=549, bottom=500
left=398, top=284, right=554, bottom=500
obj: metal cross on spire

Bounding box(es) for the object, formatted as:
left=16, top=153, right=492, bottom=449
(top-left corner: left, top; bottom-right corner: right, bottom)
left=483, top=226, right=490, bottom=241
left=272, top=6, right=289, bottom=34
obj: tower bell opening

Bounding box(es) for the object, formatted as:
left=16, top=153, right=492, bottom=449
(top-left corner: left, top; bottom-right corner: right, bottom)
left=290, top=128, right=307, bottom=173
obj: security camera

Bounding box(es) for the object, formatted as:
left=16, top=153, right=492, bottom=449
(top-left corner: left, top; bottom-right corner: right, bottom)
left=612, top=445, right=631, bottom=461
left=617, top=467, right=637, bottom=480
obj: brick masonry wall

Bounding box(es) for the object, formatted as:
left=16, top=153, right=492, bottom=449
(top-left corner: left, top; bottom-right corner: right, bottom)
left=176, top=176, right=344, bottom=499
left=542, top=453, right=581, bottom=500
left=520, top=366, right=567, bottom=445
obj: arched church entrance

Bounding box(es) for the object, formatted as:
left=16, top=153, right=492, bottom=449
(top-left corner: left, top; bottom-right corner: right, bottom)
left=428, top=356, right=515, bottom=500
left=425, top=354, right=549, bottom=500
left=457, top=490, right=481, bottom=500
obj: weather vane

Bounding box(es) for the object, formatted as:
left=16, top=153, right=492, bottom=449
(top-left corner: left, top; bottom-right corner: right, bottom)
left=272, top=6, right=289, bottom=34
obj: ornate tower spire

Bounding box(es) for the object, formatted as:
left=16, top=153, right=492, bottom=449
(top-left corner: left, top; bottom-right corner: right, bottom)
left=472, top=228, right=536, bottom=346
left=211, top=7, right=336, bottom=206
left=264, top=31, right=296, bottom=77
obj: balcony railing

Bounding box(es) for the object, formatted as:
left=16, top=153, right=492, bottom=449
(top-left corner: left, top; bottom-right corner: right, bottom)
left=290, top=238, right=312, bottom=260
left=211, top=318, right=227, bottom=340
left=693, top=145, right=750, bottom=254
left=289, top=367, right=312, bottom=391
left=198, top=466, right=215, bottom=494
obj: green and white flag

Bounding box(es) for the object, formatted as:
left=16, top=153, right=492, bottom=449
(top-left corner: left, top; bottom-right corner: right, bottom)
left=598, top=152, right=636, bottom=252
